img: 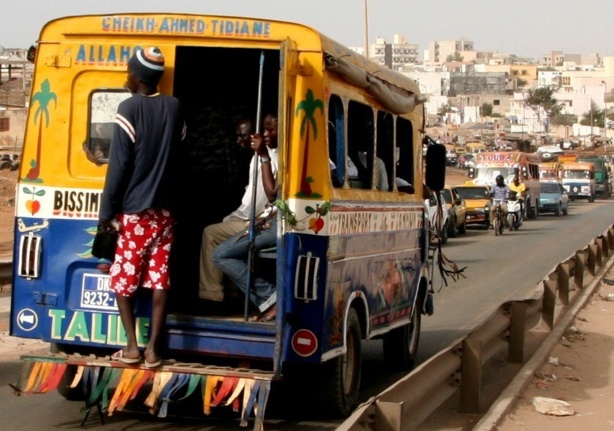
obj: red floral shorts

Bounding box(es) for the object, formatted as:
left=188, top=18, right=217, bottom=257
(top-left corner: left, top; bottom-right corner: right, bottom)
left=109, top=208, right=174, bottom=297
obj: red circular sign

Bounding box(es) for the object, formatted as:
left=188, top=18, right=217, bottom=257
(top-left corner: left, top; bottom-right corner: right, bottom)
left=291, top=329, right=318, bottom=357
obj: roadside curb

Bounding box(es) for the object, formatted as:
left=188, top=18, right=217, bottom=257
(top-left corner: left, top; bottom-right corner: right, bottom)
left=473, top=254, right=614, bottom=431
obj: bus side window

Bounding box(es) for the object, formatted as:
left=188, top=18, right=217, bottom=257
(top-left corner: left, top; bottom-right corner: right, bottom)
left=396, top=117, right=414, bottom=193
left=85, top=90, right=130, bottom=165
left=328, top=95, right=345, bottom=188
left=347, top=101, right=375, bottom=190
left=376, top=111, right=394, bottom=192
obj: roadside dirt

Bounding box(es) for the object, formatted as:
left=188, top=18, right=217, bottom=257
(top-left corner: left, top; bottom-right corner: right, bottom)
left=0, top=169, right=16, bottom=258
left=495, top=281, right=614, bottom=431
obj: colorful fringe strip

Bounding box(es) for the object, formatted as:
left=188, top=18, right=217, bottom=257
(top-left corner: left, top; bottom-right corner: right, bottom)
left=13, top=361, right=270, bottom=426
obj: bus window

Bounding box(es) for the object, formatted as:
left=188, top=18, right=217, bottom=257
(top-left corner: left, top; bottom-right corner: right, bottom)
left=328, top=94, right=345, bottom=188
left=348, top=101, right=378, bottom=190
left=376, top=110, right=394, bottom=191
left=396, top=117, right=414, bottom=193
left=86, top=90, right=130, bottom=164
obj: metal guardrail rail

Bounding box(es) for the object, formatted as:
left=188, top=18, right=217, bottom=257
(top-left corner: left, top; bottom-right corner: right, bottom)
left=338, top=224, right=614, bottom=431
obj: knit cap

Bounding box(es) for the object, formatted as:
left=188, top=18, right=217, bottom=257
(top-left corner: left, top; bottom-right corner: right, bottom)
left=128, top=46, right=165, bottom=86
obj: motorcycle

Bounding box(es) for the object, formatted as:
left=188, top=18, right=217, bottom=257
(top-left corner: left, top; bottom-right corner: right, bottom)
left=506, top=191, right=523, bottom=231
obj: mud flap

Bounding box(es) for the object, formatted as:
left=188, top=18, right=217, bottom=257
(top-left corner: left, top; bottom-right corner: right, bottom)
left=11, top=354, right=274, bottom=431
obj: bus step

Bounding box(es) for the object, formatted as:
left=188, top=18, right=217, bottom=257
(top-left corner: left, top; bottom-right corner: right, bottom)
left=14, top=354, right=273, bottom=431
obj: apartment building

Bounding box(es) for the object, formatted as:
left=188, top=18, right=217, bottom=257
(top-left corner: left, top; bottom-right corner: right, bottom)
left=369, top=35, right=418, bottom=70
left=425, top=38, right=473, bottom=64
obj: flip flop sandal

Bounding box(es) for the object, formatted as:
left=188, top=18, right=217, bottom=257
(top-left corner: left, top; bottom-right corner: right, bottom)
left=144, top=352, right=162, bottom=368
left=111, top=349, right=141, bottom=364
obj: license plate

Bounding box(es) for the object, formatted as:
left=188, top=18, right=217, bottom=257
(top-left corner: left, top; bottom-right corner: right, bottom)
left=80, top=273, right=117, bottom=311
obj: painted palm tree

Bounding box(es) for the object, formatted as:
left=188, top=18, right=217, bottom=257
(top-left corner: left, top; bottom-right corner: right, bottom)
left=25, top=79, right=57, bottom=182
left=295, top=89, right=324, bottom=197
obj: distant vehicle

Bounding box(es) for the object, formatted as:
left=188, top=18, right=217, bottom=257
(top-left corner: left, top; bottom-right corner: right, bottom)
left=426, top=191, right=449, bottom=244
left=576, top=154, right=611, bottom=198
left=536, top=145, right=564, bottom=161
left=538, top=162, right=562, bottom=182
left=466, top=142, right=487, bottom=154
left=559, top=140, right=579, bottom=150
left=457, top=154, right=475, bottom=169
left=441, top=186, right=467, bottom=237
left=455, top=146, right=467, bottom=156
left=561, top=161, right=595, bottom=202
left=539, top=182, right=569, bottom=216
left=0, top=153, right=19, bottom=171
left=444, top=144, right=457, bottom=166
left=453, top=185, right=491, bottom=228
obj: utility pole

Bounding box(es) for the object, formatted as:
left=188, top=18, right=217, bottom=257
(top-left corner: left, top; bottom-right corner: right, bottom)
left=363, top=0, right=369, bottom=58
left=602, top=81, right=608, bottom=140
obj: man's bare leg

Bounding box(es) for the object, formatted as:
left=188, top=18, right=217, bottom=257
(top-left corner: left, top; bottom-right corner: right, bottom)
left=144, top=289, right=168, bottom=364
left=116, top=295, right=140, bottom=359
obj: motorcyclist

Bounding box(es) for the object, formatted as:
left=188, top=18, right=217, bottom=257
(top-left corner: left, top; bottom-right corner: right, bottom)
left=489, top=175, right=509, bottom=228
left=509, top=175, right=529, bottom=216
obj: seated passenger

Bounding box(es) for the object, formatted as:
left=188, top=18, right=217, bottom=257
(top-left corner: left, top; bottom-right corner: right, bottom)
left=199, top=117, right=278, bottom=303
left=212, top=114, right=279, bottom=322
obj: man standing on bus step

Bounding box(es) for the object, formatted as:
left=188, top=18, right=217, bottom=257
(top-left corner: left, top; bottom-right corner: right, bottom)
left=99, top=46, right=186, bottom=368
left=198, top=117, right=279, bottom=306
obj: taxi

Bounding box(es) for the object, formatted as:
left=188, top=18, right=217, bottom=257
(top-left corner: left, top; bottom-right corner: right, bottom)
left=451, top=184, right=491, bottom=228
left=441, top=185, right=467, bottom=237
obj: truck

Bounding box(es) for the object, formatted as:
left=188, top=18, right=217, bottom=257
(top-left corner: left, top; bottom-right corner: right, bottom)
left=576, top=154, right=611, bottom=198
left=561, top=162, right=596, bottom=202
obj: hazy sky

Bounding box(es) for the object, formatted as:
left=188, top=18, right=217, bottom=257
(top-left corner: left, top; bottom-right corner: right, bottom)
left=1, top=0, right=612, bottom=59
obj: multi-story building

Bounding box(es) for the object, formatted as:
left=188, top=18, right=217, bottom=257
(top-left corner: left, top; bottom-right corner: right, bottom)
left=539, top=51, right=581, bottom=67
left=425, top=38, right=473, bottom=64
left=369, top=35, right=418, bottom=70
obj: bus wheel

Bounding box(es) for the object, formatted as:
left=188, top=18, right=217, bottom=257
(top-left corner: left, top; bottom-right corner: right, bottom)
left=383, top=307, right=422, bottom=371
left=57, top=365, right=86, bottom=401
left=320, top=308, right=362, bottom=416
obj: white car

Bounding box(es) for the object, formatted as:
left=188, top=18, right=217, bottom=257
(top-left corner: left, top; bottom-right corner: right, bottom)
left=426, top=192, right=449, bottom=244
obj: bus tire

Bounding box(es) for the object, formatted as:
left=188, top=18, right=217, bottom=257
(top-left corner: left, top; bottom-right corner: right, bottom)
left=383, top=307, right=422, bottom=371
left=319, top=308, right=362, bottom=416
left=56, top=364, right=86, bottom=401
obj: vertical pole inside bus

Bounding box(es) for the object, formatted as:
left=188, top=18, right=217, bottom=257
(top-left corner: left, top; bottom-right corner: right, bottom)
left=244, top=51, right=266, bottom=320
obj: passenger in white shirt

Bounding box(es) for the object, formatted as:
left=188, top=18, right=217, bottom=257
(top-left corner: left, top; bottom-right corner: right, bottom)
left=199, top=117, right=279, bottom=302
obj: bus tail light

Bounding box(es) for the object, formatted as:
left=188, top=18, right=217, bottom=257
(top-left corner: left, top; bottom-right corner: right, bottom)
left=294, top=252, right=319, bottom=301
left=18, top=234, right=42, bottom=279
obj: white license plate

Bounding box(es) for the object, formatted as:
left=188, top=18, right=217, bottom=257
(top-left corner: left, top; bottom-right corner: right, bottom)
left=80, top=273, right=117, bottom=311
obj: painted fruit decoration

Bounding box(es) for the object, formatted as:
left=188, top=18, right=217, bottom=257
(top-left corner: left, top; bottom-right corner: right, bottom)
left=23, top=186, right=45, bottom=216
left=305, top=202, right=331, bottom=234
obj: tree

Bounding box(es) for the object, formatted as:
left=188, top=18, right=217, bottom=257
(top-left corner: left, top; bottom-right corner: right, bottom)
left=551, top=113, right=577, bottom=127
left=579, top=101, right=603, bottom=127
left=437, top=103, right=453, bottom=123
left=516, top=77, right=528, bottom=88
left=481, top=102, right=493, bottom=117
left=524, top=85, right=563, bottom=133
left=446, top=52, right=464, bottom=62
